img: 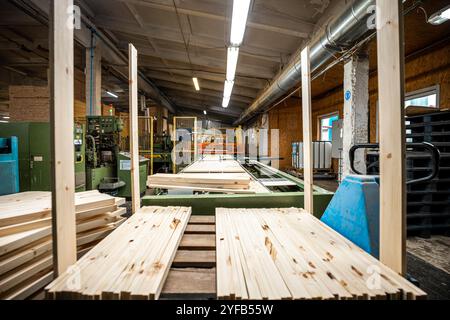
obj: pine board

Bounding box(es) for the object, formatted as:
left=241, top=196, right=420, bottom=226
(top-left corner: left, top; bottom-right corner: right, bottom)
left=216, top=208, right=427, bottom=300
left=45, top=206, right=191, bottom=300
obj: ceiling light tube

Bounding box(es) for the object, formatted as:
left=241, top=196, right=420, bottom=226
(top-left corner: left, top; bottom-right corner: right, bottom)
left=227, top=47, right=239, bottom=81
left=203, top=110, right=207, bottom=115
left=230, top=0, right=251, bottom=46
left=222, top=96, right=230, bottom=108
left=106, top=91, right=118, bottom=99
left=428, top=5, right=450, bottom=25
left=223, top=80, right=234, bottom=99
left=192, top=77, right=200, bottom=91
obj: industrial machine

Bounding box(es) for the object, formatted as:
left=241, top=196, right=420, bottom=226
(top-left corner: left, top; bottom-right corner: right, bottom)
left=85, top=116, right=148, bottom=197
left=0, top=122, right=86, bottom=193
left=143, top=157, right=334, bottom=217
left=321, top=142, right=440, bottom=258
left=0, top=136, right=20, bottom=195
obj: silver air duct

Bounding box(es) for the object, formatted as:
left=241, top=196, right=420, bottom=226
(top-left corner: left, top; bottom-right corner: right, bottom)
left=234, top=0, right=376, bottom=125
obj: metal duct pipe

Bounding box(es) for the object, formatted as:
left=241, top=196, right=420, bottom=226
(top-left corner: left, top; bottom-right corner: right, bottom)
left=234, top=0, right=376, bottom=125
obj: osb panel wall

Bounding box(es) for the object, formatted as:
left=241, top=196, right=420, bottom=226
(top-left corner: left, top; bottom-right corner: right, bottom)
left=268, top=98, right=303, bottom=169
left=267, top=43, right=450, bottom=170
left=9, top=86, right=50, bottom=122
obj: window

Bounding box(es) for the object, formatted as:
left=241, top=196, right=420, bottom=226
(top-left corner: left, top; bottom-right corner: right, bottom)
left=405, top=85, right=440, bottom=108
left=319, top=113, right=339, bottom=142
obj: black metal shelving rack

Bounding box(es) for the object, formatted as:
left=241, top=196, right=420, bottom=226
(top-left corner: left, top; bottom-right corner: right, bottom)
left=406, top=111, right=450, bottom=237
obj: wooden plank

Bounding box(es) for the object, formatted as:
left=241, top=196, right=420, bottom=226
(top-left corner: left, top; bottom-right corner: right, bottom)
left=2, top=270, right=53, bottom=300
left=148, top=184, right=255, bottom=194
left=185, top=224, right=215, bottom=234
left=179, top=234, right=216, bottom=250
left=215, top=208, right=425, bottom=300
left=161, top=268, right=216, bottom=299
left=46, top=207, right=191, bottom=300
left=301, top=46, right=314, bottom=214
left=376, top=0, right=406, bottom=275
left=50, top=0, right=77, bottom=276
left=172, top=250, right=215, bottom=268
left=129, top=43, right=140, bottom=214
left=189, top=216, right=215, bottom=225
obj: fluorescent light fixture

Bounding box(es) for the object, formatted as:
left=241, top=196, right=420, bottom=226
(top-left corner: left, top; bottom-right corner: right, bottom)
left=106, top=91, right=118, bottom=98
left=0, top=120, right=8, bottom=123
left=223, top=80, right=234, bottom=98
left=230, top=0, right=251, bottom=45
left=203, top=110, right=207, bottom=115
left=2, top=116, right=10, bottom=119
left=227, top=47, right=239, bottom=81
left=428, top=5, right=450, bottom=25
left=192, top=77, right=200, bottom=91
left=222, top=96, right=230, bottom=108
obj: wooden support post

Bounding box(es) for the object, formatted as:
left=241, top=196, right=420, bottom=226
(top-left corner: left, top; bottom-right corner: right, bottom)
left=129, top=44, right=140, bottom=214
left=50, top=0, right=76, bottom=275
left=301, top=46, right=314, bottom=214
left=377, top=0, right=406, bottom=275
left=85, top=41, right=102, bottom=116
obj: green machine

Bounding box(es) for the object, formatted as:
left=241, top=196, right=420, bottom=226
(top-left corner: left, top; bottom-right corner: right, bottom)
left=0, top=122, right=86, bottom=192
left=117, top=152, right=149, bottom=197
left=85, top=116, right=148, bottom=197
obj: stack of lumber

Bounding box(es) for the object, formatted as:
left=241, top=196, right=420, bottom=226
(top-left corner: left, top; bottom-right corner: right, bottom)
left=147, top=173, right=253, bottom=194
left=46, top=206, right=191, bottom=300
left=216, top=208, right=427, bottom=300
left=0, top=191, right=126, bottom=300
left=183, top=159, right=246, bottom=173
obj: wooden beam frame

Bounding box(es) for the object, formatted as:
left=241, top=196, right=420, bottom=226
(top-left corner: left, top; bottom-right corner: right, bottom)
left=376, top=0, right=406, bottom=275
left=49, top=0, right=76, bottom=275
left=129, top=44, right=140, bottom=214
left=301, top=46, right=314, bottom=214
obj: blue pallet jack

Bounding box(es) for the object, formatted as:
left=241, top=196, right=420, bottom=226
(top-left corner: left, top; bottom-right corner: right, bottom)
left=321, top=142, right=440, bottom=258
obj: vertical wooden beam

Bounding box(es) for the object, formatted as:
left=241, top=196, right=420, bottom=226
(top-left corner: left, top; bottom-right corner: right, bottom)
left=50, top=0, right=76, bottom=276
left=129, top=44, right=140, bottom=214
left=377, top=0, right=406, bottom=275
left=301, top=46, right=314, bottom=214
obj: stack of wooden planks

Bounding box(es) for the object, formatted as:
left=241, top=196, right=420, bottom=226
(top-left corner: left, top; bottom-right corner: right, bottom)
left=0, top=191, right=126, bottom=300
left=147, top=173, right=254, bottom=194
left=46, top=206, right=191, bottom=300
left=183, top=159, right=246, bottom=173
left=216, top=208, right=427, bottom=300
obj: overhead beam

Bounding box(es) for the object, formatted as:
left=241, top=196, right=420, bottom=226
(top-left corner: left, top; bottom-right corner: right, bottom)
left=95, top=16, right=287, bottom=63
left=156, top=82, right=253, bottom=104
left=377, top=0, right=406, bottom=275
left=145, top=71, right=258, bottom=98
left=114, top=0, right=312, bottom=38
left=49, top=0, right=76, bottom=276
left=119, top=44, right=276, bottom=79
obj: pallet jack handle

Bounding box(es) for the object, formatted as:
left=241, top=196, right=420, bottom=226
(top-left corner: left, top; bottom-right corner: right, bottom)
left=349, top=142, right=440, bottom=185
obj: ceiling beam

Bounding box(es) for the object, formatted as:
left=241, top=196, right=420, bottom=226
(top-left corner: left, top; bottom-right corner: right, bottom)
left=155, top=82, right=253, bottom=104
left=113, top=0, right=313, bottom=38
left=95, top=15, right=288, bottom=63
left=164, top=88, right=247, bottom=109
left=145, top=70, right=258, bottom=98
left=128, top=45, right=275, bottom=79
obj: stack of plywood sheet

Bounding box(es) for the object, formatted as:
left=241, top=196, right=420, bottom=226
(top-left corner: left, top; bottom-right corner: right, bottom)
left=46, top=206, right=191, bottom=300
left=216, top=208, right=427, bottom=300
left=147, top=173, right=253, bottom=194
left=0, top=191, right=126, bottom=300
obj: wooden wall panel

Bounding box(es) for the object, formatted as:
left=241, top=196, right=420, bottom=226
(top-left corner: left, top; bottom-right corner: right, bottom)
left=267, top=42, right=449, bottom=171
